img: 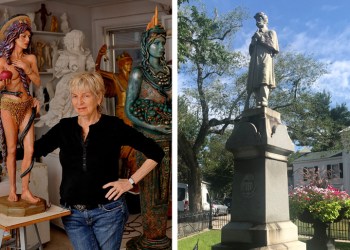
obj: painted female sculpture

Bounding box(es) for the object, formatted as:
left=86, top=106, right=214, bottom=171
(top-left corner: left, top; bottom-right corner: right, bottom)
left=125, top=7, right=172, bottom=249
left=95, top=47, right=139, bottom=193
left=0, top=14, right=41, bottom=203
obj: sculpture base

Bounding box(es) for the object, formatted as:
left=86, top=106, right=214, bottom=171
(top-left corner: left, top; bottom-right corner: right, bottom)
left=126, top=235, right=171, bottom=250
left=0, top=195, right=46, bottom=217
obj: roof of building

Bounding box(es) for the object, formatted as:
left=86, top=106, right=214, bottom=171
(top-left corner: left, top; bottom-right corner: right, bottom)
left=293, top=150, right=343, bottom=163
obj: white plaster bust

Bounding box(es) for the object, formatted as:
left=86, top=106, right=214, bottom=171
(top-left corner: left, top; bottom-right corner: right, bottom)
left=35, top=30, right=95, bottom=128
left=26, top=12, right=37, bottom=31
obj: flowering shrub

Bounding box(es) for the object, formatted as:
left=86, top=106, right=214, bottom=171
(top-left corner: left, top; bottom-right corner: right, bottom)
left=289, top=185, right=350, bottom=223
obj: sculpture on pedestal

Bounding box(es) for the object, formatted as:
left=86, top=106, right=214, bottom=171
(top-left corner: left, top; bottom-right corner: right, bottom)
left=26, top=12, right=36, bottom=31
left=95, top=46, right=139, bottom=193
left=244, top=12, right=279, bottom=110
left=0, top=14, right=42, bottom=204
left=35, top=4, right=51, bottom=31
left=50, top=16, right=58, bottom=32
left=60, top=13, right=71, bottom=34
left=213, top=12, right=305, bottom=250
left=35, top=30, right=95, bottom=128
left=125, top=7, right=172, bottom=250
left=35, top=40, right=45, bottom=72
left=2, top=9, right=9, bottom=23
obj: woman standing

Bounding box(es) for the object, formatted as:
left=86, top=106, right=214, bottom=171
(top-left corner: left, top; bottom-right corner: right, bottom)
left=32, top=72, right=164, bottom=250
left=0, top=14, right=41, bottom=203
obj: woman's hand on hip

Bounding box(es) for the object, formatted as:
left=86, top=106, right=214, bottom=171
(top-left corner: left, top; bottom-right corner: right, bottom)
left=103, top=179, right=133, bottom=201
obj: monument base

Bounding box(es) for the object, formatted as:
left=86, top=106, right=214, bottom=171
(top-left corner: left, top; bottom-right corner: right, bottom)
left=218, top=107, right=305, bottom=250
left=0, top=195, right=46, bottom=217
left=126, top=235, right=171, bottom=250
left=212, top=221, right=305, bottom=250
left=212, top=241, right=305, bottom=250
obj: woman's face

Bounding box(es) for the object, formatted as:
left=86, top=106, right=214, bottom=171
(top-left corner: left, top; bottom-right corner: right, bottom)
left=148, top=37, right=165, bottom=58
left=15, top=30, right=31, bottom=50
left=71, top=88, right=101, bottom=117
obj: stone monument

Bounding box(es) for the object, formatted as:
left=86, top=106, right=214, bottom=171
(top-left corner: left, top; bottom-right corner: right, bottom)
left=212, top=12, right=305, bottom=250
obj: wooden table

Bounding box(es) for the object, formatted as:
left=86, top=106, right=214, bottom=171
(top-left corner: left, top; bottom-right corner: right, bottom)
left=0, top=205, right=70, bottom=250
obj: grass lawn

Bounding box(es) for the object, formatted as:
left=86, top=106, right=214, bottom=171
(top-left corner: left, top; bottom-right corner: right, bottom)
left=178, top=230, right=221, bottom=250
left=178, top=230, right=350, bottom=250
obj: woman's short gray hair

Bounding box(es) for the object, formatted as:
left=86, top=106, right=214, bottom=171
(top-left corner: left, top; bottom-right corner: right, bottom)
left=69, top=71, right=105, bottom=102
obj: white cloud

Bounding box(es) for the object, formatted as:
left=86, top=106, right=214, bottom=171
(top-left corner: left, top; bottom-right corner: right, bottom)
left=315, top=60, right=350, bottom=105
left=280, top=23, right=350, bottom=106
left=321, top=4, right=340, bottom=11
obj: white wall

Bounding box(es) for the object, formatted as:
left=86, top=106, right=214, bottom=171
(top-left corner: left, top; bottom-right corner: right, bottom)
left=0, top=3, right=92, bottom=49
left=342, top=151, right=350, bottom=193
left=90, top=0, right=169, bottom=59
left=0, top=0, right=171, bottom=63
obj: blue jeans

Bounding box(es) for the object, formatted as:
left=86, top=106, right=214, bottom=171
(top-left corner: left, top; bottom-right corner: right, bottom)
left=61, top=198, right=129, bottom=250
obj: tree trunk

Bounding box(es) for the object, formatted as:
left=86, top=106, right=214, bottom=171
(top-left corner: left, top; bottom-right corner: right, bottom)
left=178, top=132, right=202, bottom=213
left=188, top=165, right=202, bottom=213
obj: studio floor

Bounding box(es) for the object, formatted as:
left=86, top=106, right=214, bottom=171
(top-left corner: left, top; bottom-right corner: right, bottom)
left=43, top=214, right=172, bottom=250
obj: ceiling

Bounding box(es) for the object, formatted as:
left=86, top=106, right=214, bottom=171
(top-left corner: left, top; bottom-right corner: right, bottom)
left=0, top=0, right=171, bottom=8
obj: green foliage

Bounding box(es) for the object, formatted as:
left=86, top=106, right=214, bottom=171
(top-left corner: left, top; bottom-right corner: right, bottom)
left=178, top=1, right=248, bottom=212
left=282, top=91, right=350, bottom=151
left=202, top=131, right=234, bottom=198
left=178, top=95, right=201, bottom=141
left=178, top=2, right=247, bottom=73
left=270, top=52, right=328, bottom=110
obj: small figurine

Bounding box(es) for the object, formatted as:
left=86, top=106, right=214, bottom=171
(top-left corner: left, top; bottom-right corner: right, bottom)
left=44, top=43, right=51, bottom=69
left=3, top=8, right=9, bottom=22
left=60, top=12, right=71, bottom=34
left=35, top=3, right=52, bottom=31
left=50, top=16, right=58, bottom=32
left=50, top=40, right=59, bottom=69
left=26, top=12, right=36, bottom=31
left=35, top=41, right=46, bottom=71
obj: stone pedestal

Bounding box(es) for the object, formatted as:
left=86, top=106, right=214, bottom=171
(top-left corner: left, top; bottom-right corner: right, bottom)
left=212, top=108, right=305, bottom=250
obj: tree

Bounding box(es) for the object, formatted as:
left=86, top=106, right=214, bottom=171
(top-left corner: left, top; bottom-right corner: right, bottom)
left=283, top=91, right=350, bottom=151
left=201, top=130, right=234, bottom=199
left=178, top=2, right=248, bottom=212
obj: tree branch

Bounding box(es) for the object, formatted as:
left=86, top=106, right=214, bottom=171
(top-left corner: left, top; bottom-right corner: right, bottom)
left=208, top=25, right=242, bottom=41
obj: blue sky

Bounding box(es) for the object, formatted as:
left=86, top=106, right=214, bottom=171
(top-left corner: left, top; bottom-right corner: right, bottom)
left=180, top=0, right=350, bottom=107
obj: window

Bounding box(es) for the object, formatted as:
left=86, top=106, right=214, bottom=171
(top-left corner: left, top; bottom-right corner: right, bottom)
left=107, top=27, right=144, bottom=73
left=303, top=166, right=318, bottom=181
left=178, top=187, right=185, bottom=201
left=327, top=163, right=343, bottom=179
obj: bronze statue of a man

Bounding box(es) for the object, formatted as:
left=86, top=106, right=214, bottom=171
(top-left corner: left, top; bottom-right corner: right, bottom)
left=244, top=12, right=279, bottom=110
